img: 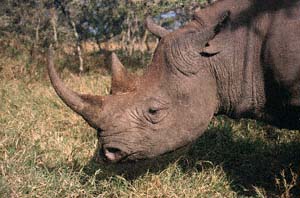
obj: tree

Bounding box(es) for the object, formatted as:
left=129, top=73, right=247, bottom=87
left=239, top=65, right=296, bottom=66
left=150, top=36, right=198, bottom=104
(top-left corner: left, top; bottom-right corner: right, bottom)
left=0, top=0, right=212, bottom=74
left=79, top=0, right=126, bottom=48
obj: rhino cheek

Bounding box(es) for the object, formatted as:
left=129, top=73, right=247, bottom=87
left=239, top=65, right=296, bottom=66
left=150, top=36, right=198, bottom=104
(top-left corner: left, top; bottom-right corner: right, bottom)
left=159, top=99, right=216, bottom=153
left=146, top=116, right=211, bottom=157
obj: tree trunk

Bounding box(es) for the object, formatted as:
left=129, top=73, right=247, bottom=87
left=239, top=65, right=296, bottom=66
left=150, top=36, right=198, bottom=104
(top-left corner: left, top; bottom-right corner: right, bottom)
left=126, top=16, right=133, bottom=56
left=121, top=31, right=126, bottom=51
left=141, top=30, right=148, bottom=52
left=71, top=21, right=84, bottom=72
left=57, top=1, right=84, bottom=72
left=31, top=17, right=40, bottom=62
left=50, top=8, right=58, bottom=47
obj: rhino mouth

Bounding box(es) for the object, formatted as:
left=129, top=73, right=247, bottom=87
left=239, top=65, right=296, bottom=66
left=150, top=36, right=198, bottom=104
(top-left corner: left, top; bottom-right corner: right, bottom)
left=99, top=142, right=192, bottom=164
left=100, top=145, right=129, bottom=163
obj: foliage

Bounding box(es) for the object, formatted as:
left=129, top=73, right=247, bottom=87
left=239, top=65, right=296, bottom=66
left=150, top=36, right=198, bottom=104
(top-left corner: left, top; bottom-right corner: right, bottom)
left=0, top=0, right=210, bottom=48
left=78, top=0, right=127, bottom=42
left=0, top=0, right=214, bottom=74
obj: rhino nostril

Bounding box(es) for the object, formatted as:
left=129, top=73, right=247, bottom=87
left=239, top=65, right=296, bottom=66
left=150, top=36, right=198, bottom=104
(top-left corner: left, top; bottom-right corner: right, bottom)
left=103, top=147, right=124, bottom=162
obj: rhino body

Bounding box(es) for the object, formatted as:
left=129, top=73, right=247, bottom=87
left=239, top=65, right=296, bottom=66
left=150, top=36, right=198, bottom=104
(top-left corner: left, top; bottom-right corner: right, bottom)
left=48, top=0, right=300, bottom=162
left=193, top=0, right=300, bottom=129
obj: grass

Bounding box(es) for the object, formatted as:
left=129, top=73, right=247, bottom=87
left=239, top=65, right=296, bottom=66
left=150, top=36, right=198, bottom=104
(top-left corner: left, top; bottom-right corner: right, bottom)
left=1, top=55, right=300, bottom=197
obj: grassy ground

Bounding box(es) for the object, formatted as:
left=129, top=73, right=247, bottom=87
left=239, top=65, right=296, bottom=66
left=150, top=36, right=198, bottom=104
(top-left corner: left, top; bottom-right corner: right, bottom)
left=1, top=55, right=300, bottom=198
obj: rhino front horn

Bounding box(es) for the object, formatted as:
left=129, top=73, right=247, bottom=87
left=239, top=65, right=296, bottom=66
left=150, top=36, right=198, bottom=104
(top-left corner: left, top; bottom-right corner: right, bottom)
left=48, top=46, right=104, bottom=129
left=111, top=53, right=136, bottom=94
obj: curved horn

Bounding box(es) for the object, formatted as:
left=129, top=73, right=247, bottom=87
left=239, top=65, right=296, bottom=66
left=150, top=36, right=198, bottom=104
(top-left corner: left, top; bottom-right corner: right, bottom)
left=111, top=53, right=136, bottom=94
left=48, top=46, right=103, bottom=127
left=145, top=16, right=169, bottom=38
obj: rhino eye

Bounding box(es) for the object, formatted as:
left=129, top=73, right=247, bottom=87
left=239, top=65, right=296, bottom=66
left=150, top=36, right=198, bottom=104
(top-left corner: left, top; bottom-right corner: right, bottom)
left=148, top=108, right=159, bottom=115
left=199, top=51, right=219, bottom=57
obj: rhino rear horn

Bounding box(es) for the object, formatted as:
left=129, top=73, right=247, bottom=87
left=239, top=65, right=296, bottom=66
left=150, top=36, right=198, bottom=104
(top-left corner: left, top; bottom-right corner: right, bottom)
left=145, top=16, right=169, bottom=38
left=111, top=53, right=136, bottom=94
left=48, top=46, right=104, bottom=128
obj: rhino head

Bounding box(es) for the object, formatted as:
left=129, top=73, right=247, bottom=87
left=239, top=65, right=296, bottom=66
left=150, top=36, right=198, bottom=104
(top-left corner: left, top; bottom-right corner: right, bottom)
left=48, top=13, right=230, bottom=163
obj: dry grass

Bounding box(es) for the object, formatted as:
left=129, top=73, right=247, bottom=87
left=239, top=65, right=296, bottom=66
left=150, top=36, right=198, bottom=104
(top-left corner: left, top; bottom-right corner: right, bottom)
left=1, top=55, right=300, bottom=197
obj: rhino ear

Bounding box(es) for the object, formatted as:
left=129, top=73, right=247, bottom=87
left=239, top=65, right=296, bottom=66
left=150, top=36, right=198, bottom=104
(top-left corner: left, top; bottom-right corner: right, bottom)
left=195, top=8, right=231, bottom=27
left=214, top=11, right=231, bottom=33
left=111, top=53, right=136, bottom=94
left=145, top=16, right=169, bottom=38
left=200, top=11, right=231, bottom=56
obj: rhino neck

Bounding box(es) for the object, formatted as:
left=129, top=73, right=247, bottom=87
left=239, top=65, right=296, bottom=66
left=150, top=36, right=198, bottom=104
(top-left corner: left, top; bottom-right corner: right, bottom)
left=209, top=21, right=269, bottom=120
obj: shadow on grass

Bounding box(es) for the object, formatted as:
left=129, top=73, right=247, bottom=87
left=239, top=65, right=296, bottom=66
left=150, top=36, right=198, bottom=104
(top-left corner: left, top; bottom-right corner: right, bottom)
left=81, top=118, right=300, bottom=197
left=182, top=123, right=300, bottom=197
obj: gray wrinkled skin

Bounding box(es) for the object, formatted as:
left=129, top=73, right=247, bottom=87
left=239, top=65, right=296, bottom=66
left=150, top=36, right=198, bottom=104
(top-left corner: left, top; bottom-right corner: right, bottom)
left=48, top=0, right=300, bottom=163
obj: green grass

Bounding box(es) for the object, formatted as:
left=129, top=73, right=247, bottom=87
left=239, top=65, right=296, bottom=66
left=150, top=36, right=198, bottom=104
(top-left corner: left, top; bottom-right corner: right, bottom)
left=1, top=57, right=300, bottom=197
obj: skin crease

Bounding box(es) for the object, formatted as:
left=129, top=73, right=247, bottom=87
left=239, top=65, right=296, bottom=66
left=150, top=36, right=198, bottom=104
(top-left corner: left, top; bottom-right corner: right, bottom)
left=48, top=0, right=300, bottom=163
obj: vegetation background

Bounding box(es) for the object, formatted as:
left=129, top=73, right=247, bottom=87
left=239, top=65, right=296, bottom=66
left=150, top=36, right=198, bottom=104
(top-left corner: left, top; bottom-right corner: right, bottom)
left=0, top=0, right=299, bottom=197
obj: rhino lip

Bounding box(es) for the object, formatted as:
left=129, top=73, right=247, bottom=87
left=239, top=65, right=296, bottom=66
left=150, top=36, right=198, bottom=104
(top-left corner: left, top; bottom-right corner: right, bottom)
left=100, top=145, right=129, bottom=163
left=101, top=144, right=192, bottom=164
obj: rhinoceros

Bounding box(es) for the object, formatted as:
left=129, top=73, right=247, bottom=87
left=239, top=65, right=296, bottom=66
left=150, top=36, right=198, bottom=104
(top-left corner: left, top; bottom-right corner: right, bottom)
left=48, top=0, right=300, bottom=163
